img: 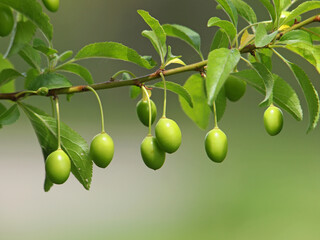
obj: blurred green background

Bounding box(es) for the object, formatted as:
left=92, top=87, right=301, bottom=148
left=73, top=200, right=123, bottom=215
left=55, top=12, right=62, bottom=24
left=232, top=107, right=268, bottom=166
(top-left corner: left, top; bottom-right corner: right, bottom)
left=1, top=0, right=320, bottom=239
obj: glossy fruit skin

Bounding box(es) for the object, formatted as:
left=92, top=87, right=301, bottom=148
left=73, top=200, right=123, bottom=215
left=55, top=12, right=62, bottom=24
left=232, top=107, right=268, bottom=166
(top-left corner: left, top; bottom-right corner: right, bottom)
left=90, top=132, right=114, bottom=168
left=42, top=0, right=59, bottom=12
left=155, top=117, right=182, bottom=153
left=136, top=99, right=157, bottom=126
left=140, top=135, right=165, bottom=170
left=45, top=149, right=71, bottom=184
left=205, top=128, right=228, bottom=163
left=0, top=4, right=14, bottom=37
left=225, top=77, right=246, bottom=102
left=264, top=105, right=283, bottom=136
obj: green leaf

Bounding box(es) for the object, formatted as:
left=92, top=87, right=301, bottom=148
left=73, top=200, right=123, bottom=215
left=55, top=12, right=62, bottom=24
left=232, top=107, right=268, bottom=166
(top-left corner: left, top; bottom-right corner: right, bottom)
left=19, top=44, right=41, bottom=70
left=57, top=63, right=94, bottom=84
left=251, top=62, right=275, bottom=105
left=207, top=17, right=237, bottom=42
left=142, top=30, right=163, bottom=59
left=164, top=46, right=185, bottom=67
left=258, top=0, right=276, bottom=23
left=306, top=27, right=320, bottom=42
left=6, top=20, right=36, bottom=57
left=0, top=53, right=15, bottom=93
left=18, top=103, right=93, bottom=191
left=286, top=43, right=320, bottom=73
left=58, top=50, right=73, bottom=62
left=33, top=38, right=57, bottom=56
left=230, top=0, right=257, bottom=24
left=210, top=29, right=230, bottom=51
left=137, top=10, right=167, bottom=63
left=273, top=0, right=291, bottom=26
left=0, top=104, right=20, bottom=125
left=255, top=24, right=278, bottom=47
left=248, top=48, right=273, bottom=71
left=28, top=73, right=72, bottom=91
left=151, top=81, right=193, bottom=108
left=206, top=48, right=240, bottom=106
left=0, top=0, right=53, bottom=40
left=288, top=62, right=320, bottom=132
left=162, top=24, right=203, bottom=59
left=215, top=0, right=238, bottom=26
left=74, top=42, right=156, bottom=69
left=0, top=103, right=6, bottom=128
left=179, top=74, right=210, bottom=129
left=281, top=1, right=320, bottom=26
left=214, top=86, right=227, bottom=122
left=231, top=70, right=302, bottom=121
left=0, top=68, right=22, bottom=86
left=279, top=30, right=313, bottom=45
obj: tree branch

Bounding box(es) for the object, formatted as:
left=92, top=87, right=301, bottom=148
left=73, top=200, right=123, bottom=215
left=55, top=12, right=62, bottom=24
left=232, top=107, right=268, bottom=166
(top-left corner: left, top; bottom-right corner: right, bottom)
left=0, top=14, right=319, bottom=102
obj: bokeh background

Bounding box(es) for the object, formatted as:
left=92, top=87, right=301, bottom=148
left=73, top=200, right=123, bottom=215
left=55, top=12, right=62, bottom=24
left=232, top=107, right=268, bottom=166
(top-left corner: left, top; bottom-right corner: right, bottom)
left=1, top=0, right=320, bottom=239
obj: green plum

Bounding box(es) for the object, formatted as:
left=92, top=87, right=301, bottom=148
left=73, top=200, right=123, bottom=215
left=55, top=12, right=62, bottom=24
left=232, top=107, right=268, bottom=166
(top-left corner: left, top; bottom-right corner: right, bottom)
left=42, top=0, right=60, bottom=12
left=264, top=105, right=283, bottom=136
left=90, top=132, right=114, bottom=168
left=0, top=4, right=14, bottom=37
left=136, top=99, right=157, bottom=126
left=205, top=128, right=228, bottom=163
left=225, top=76, right=246, bottom=102
left=45, top=149, right=71, bottom=184
left=155, top=117, right=181, bottom=153
left=140, top=135, right=165, bottom=170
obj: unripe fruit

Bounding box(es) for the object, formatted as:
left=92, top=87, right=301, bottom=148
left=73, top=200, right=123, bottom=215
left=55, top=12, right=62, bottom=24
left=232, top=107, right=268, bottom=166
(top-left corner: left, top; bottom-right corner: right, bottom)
left=0, top=4, right=14, bottom=37
left=136, top=99, right=157, bottom=126
left=45, top=149, right=71, bottom=184
left=155, top=117, right=181, bottom=153
left=140, top=135, right=165, bottom=170
left=42, top=0, right=59, bottom=12
left=225, top=76, right=246, bottom=102
left=205, top=128, right=228, bottom=163
left=90, top=132, right=114, bottom=168
left=264, top=105, right=283, bottom=136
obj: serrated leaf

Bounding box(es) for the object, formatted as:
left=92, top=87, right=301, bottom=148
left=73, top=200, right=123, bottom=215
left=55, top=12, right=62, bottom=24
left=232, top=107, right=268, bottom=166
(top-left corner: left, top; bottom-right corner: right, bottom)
left=281, top=1, right=320, bottom=26
left=306, top=27, right=320, bottom=42
left=179, top=74, right=210, bottom=129
left=215, top=0, right=238, bottom=26
left=251, top=62, right=275, bottom=105
left=138, top=10, right=167, bottom=63
left=0, top=68, right=22, bottom=86
left=255, top=24, right=278, bottom=47
left=230, top=0, right=257, bottom=24
left=286, top=43, right=320, bottom=73
left=207, top=17, right=237, bottom=42
left=74, top=42, right=156, bottom=69
left=162, top=24, right=203, bottom=59
left=28, top=73, right=72, bottom=91
left=18, top=103, right=93, bottom=191
left=151, top=81, right=193, bottom=108
left=210, top=29, right=230, bottom=51
left=6, top=20, right=36, bottom=57
left=19, top=44, right=41, bottom=70
left=57, top=63, right=93, bottom=84
left=0, top=104, right=19, bottom=125
left=206, top=48, right=240, bottom=106
left=279, top=30, right=313, bottom=44
left=231, top=70, right=302, bottom=121
left=288, top=62, right=319, bottom=132
left=258, top=0, right=276, bottom=23
left=0, top=0, right=53, bottom=40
